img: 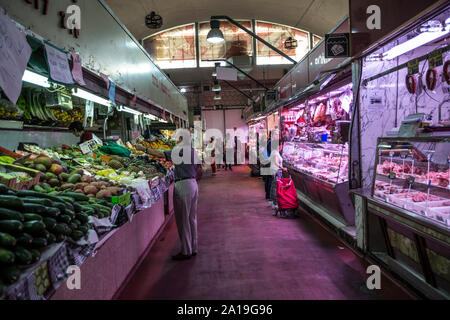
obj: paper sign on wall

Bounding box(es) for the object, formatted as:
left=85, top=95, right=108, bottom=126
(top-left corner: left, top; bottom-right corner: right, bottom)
left=84, top=100, right=94, bottom=128
left=216, top=67, right=238, bottom=81
left=44, top=43, right=74, bottom=85
left=0, top=11, right=32, bottom=104
left=71, top=51, right=86, bottom=86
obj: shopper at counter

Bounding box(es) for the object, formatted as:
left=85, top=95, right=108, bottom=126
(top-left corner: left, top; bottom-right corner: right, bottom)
left=146, top=136, right=199, bottom=261
left=69, top=121, right=93, bottom=144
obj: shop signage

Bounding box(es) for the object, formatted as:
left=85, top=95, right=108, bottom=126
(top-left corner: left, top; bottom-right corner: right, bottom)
left=350, top=0, right=440, bottom=56
left=407, top=59, right=420, bottom=75
left=428, top=48, right=443, bottom=68
left=0, top=11, right=32, bottom=104
left=324, top=33, right=350, bottom=58
left=80, top=139, right=100, bottom=154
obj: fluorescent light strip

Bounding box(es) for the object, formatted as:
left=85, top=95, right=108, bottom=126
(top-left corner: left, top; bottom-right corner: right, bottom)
left=383, top=30, right=449, bottom=60
left=72, top=88, right=111, bottom=107
left=119, top=106, right=142, bottom=116
left=22, top=70, right=50, bottom=88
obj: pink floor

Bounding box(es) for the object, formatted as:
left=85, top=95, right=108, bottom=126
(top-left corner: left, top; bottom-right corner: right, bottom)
left=118, top=166, right=413, bottom=300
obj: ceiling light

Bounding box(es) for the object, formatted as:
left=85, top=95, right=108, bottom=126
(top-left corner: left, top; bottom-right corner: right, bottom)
left=212, top=80, right=221, bottom=92
left=214, top=94, right=222, bottom=101
left=118, top=106, right=142, bottom=116
left=22, top=70, right=50, bottom=88
left=72, top=88, right=111, bottom=107
left=180, top=88, right=187, bottom=93
left=212, top=62, right=220, bottom=77
left=383, top=29, right=449, bottom=60
left=207, top=20, right=225, bottom=44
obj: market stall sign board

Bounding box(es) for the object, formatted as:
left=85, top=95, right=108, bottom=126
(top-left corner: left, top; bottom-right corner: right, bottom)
left=325, top=33, right=350, bottom=58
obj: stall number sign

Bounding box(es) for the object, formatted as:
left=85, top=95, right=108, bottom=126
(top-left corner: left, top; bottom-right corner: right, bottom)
left=428, top=49, right=443, bottom=69
left=407, top=59, right=419, bottom=75
left=80, top=139, right=100, bottom=154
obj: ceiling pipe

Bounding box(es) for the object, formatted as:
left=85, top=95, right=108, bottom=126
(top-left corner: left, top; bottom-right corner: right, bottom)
left=209, top=16, right=297, bottom=65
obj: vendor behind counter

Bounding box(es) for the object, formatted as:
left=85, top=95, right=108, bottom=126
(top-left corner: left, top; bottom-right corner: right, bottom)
left=69, top=121, right=93, bottom=144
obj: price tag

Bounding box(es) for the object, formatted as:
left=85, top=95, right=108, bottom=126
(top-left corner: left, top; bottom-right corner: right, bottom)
left=389, top=151, right=395, bottom=157
left=447, top=156, right=450, bottom=165
left=400, top=152, right=408, bottom=159
left=389, top=172, right=396, bottom=180
left=428, top=48, right=443, bottom=68
left=408, top=59, right=419, bottom=75
left=407, top=176, right=415, bottom=185
left=80, top=139, right=100, bottom=154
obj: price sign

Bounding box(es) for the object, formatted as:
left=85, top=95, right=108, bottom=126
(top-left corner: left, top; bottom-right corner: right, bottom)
left=389, top=151, right=395, bottom=157
left=80, top=139, right=100, bottom=154
left=109, top=205, right=121, bottom=224
left=428, top=48, right=443, bottom=68
left=407, top=175, right=415, bottom=185
left=408, top=59, right=419, bottom=75
left=400, top=152, right=408, bottom=159
left=389, top=172, right=396, bottom=180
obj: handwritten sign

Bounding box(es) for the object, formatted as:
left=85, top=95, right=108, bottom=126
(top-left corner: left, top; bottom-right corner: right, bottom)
left=0, top=11, right=32, bottom=104
left=80, top=138, right=100, bottom=154
left=407, top=59, right=419, bottom=75
left=44, top=43, right=73, bottom=85
left=71, top=51, right=85, bottom=86
left=428, top=48, right=443, bottom=69
left=109, top=81, right=116, bottom=106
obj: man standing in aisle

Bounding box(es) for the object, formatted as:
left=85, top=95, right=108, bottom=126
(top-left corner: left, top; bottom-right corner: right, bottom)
left=145, top=135, right=199, bottom=261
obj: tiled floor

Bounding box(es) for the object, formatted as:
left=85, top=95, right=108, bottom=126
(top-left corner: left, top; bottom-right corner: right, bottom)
left=118, top=166, right=413, bottom=300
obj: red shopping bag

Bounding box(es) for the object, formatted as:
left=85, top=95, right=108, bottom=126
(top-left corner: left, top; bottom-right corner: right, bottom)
left=277, top=178, right=298, bottom=210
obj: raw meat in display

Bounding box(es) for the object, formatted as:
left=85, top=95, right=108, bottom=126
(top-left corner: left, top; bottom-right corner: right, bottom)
left=412, top=192, right=442, bottom=203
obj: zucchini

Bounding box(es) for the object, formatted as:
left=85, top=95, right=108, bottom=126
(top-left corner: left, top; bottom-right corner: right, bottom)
left=21, top=197, right=52, bottom=207
left=23, top=213, right=43, bottom=222
left=30, top=237, right=47, bottom=248
left=58, top=196, right=75, bottom=204
left=23, top=221, right=46, bottom=237
left=22, top=203, right=46, bottom=214
left=55, top=233, right=66, bottom=243
left=14, top=247, right=32, bottom=265
left=53, top=203, right=66, bottom=215
left=55, top=223, right=67, bottom=235
left=0, top=220, right=23, bottom=235
left=78, top=225, right=89, bottom=235
left=0, top=184, right=10, bottom=194
left=43, top=207, right=60, bottom=218
left=70, top=230, right=84, bottom=241
left=0, top=232, right=16, bottom=248
left=47, top=233, right=57, bottom=245
left=73, top=202, right=83, bottom=213
left=76, top=213, right=89, bottom=224
left=0, top=195, right=24, bottom=210
left=0, top=208, right=25, bottom=222
left=0, top=248, right=15, bottom=265
left=72, top=219, right=81, bottom=228
left=43, top=217, right=57, bottom=231
left=16, top=191, right=65, bottom=204
left=69, top=222, right=78, bottom=231
left=16, top=233, right=33, bottom=246
left=58, top=214, right=72, bottom=224
left=1, top=265, right=20, bottom=284
left=29, top=249, right=40, bottom=263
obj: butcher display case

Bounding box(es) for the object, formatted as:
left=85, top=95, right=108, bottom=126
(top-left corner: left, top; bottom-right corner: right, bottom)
left=283, top=141, right=355, bottom=226
left=365, top=137, right=450, bottom=299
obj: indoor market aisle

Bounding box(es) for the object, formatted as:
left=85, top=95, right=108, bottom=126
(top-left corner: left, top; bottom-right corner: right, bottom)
left=119, top=166, right=413, bottom=300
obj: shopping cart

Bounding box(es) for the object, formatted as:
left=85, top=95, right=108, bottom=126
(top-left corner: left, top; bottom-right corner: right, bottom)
left=276, top=177, right=299, bottom=218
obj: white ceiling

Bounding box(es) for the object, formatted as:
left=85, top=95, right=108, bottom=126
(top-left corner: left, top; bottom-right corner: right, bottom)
left=104, top=0, right=349, bottom=41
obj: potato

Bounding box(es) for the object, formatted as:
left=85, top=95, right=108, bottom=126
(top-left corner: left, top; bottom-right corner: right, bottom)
left=84, top=186, right=99, bottom=195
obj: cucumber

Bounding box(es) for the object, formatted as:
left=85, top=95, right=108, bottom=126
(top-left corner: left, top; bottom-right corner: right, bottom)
left=73, top=202, right=83, bottom=213
left=0, top=220, right=23, bottom=235
left=55, top=223, right=67, bottom=235
left=0, top=248, right=15, bottom=265
left=69, top=222, right=78, bottom=231
left=16, top=233, right=33, bottom=246
left=47, top=233, right=57, bottom=245
left=0, top=195, right=24, bottom=210
left=70, top=230, right=84, bottom=241
left=62, top=192, right=89, bottom=202
left=23, top=214, right=43, bottom=222
left=58, top=214, right=72, bottom=224
left=58, top=196, right=75, bottom=204
left=33, top=185, right=46, bottom=193
left=1, top=265, right=20, bottom=284
left=21, top=197, right=52, bottom=207
left=0, top=184, right=10, bottom=194
left=16, top=191, right=65, bottom=204
left=72, top=219, right=81, bottom=228
left=0, top=232, right=16, bottom=248
left=29, top=249, right=40, bottom=263
left=23, top=221, right=46, bottom=237
left=43, top=217, right=57, bottom=231
left=14, top=247, right=33, bottom=265
left=41, top=230, right=50, bottom=240
left=30, top=237, right=47, bottom=248
left=22, top=203, right=46, bottom=214
left=0, top=208, right=25, bottom=222
left=76, top=213, right=89, bottom=224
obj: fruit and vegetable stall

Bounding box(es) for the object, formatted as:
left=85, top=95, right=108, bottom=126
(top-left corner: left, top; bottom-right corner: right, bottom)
left=0, top=140, right=175, bottom=300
